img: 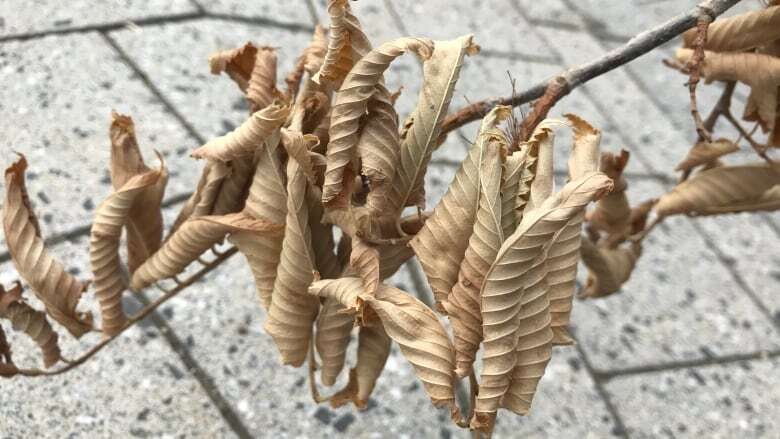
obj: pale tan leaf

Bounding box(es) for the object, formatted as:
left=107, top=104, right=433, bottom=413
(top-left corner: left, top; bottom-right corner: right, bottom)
left=91, top=169, right=162, bottom=336
left=191, top=102, right=290, bottom=161
left=443, top=138, right=503, bottom=378
left=313, top=0, right=373, bottom=87
left=109, top=112, right=168, bottom=273
left=0, top=282, right=61, bottom=368
left=675, top=139, right=740, bottom=172
left=365, top=285, right=459, bottom=419
left=131, top=212, right=282, bottom=291
left=315, top=298, right=354, bottom=386
left=655, top=163, right=780, bottom=217
left=547, top=114, right=601, bottom=346
left=3, top=155, right=92, bottom=337
left=281, top=128, right=322, bottom=185
left=525, top=123, right=555, bottom=213
left=352, top=324, right=391, bottom=408
left=580, top=239, right=642, bottom=299
left=683, top=5, right=780, bottom=52
left=247, top=46, right=278, bottom=113
left=306, top=185, right=341, bottom=280
left=192, top=161, right=231, bottom=218
left=587, top=150, right=631, bottom=235
left=308, top=277, right=364, bottom=314
left=675, top=48, right=780, bottom=134
left=377, top=35, right=480, bottom=215
left=286, top=25, right=328, bottom=96
left=168, top=162, right=220, bottom=235
left=211, top=158, right=254, bottom=215
left=500, top=149, right=528, bottom=238
left=264, top=159, right=321, bottom=367
left=357, top=84, right=401, bottom=187
left=322, top=37, right=433, bottom=203
left=350, top=237, right=380, bottom=294
left=473, top=172, right=613, bottom=432
left=514, top=144, right=538, bottom=226
left=408, top=105, right=508, bottom=311
left=209, top=42, right=257, bottom=92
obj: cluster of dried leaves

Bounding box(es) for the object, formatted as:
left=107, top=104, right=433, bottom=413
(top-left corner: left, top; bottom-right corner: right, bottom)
left=1, top=0, right=779, bottom=435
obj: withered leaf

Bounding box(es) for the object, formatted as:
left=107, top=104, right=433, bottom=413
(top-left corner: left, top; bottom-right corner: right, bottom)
left=314, top=0, right=373, bottom=87
left=349, top=237, right=381, bottom=295
left=579, top=239, right=642, bottom=299
left=500, top=148, right=528, bottom=238
left=331, top=324, right=391, bottom=409
left=474, top=172, right=613, bottom=432
left=655, top=163, right=780, bottom=217
left=409, top=105, right=509, bottom=311
left=586, top=150, right=631, bottom=235
left=209, top=42, right=258, bottom=92
left=322, top=37, right=433, bottom=204
left=191, top=102, right=290, bottom=161
left=547, top=114, right=601, bottom=346
left=683, top=5, right=780, bottom=52
left=306, top=185, right=342, bottom=280
left=365, top=285, right=460, bottom=420
left=525, top=121, right=555, bottom=213
left=281, top=128, right=322, bottom=185
left=379, top=35, right=480, bottom=215
left=132, top=212, right=282, bottom=291
left=443, top=134, right=504, bottom=378
left=308, top=276, right=364, bottom=314
left=0, top=282, right=61, bottom=368
left=675, top=48, right=780, bottom=137
left=211, top=158, right=254, bottom=215
left=287, top=25, right=328, bottom=96
left=315, top=298, right=354, bottom=386
left=674, top=139, right=739, bottom=172
left=247, top=46, right=278, bottom=113
left=91, top=168, right=163, bottom=336
left=109, top=112, right=168, bottom=274
left=357, top=84, right=402, bottom=187
left=169, top=161, right=229, bottom=235
left=3, top=155, right=92, bottom=337
left=264, top=158, right=321, bottom=367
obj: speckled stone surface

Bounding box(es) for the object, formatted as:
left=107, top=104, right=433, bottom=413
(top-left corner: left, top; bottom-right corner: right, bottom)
left=605, top=357, right=780, bottom=439
left=2, top=0, right=780, bottom=438
left=0, top=0, right=196, bottom=37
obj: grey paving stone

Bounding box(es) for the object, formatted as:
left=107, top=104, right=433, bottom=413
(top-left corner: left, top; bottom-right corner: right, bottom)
left=571, top=177, right=780, bottom=371
left=0, top=0, right=196, bottom=37
left=605, top=356, right=780, bottom=439
left=202, top=0, right=314, bottom=26
left=109, top=18, right=312, bottom=141
left=0, top=236, right=233, bottom=439
left=0, top=33, right=198, bottom=249
left=390, top=0, right=556, bottom=62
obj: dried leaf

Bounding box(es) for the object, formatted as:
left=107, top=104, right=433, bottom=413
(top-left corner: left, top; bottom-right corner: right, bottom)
left=264, top=159, right=321, bottom=367
left=315, top=298, right=354, bottom=386
left=332, top=324, right=391, bottom=408
left=229, top=133, right=287, bottom=309
left=211, top=158, right=254, bottom=215
left=209, top=42, right=258, bottom=92
left=525, top=123, right=555, bottom=213
left=675, top=139, right=740, bottom=172
left=443, top=136, right=503, bottom=378
left=357, top=84, right=401, bottom=187
left=308, top=276, right=363, bottom=314
left=587, top=150, right=631, bottom=235
left=474, top=172, right=613, bottom=431
left=131, top=212, right=282, bottom=291
left=350, top=237, right=380, bottom=295
left=306, top=185, right=341, bottom=280
left=500, top=149, right=528, bottom=238
left=547, top=114, right=601, bottom=346
left=247, top=46, right=278, bottom=113
left=287, top=25, right=328, bottom=95
left=675, top=48, right=780, bottom=135
left=378, top=35, right=480, bottom=215
left=365, top=285, right=459, bottom=419
left=109, top=113, right=168, bottom=273
left=655, top=163, right=780, bottom=216
left=191, top=102, right=290, bottom=161
left=314, top=0, right=373, bottom=87
left=0, top=282, right=61, bottom=368
left=169, top=161, right=229, bottom=235
left=409, top=105, right=508, bottom=311
left=322, top=37, right=433, bottom=203
left=683, top=5, right=780, bottom=52
left=3, top=155, right=92, bottom=337
left=579, top=239, right=642, bottom=299
left=91, top=169, right=162, bottom=336
left=281, top=128, right=322, bottom=185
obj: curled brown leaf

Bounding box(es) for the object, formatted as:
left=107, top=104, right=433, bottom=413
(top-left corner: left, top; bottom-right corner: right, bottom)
left=0, top=282, right=61, bottom=368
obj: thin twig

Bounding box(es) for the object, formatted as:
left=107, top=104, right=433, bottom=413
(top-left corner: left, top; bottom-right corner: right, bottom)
left=438, top=0, right=743, bottom=141
left=723, top=112, right=775, bottom=163
left=686, top=15, right=713, bottom=142
left=8, top=247, right=238, bottom=378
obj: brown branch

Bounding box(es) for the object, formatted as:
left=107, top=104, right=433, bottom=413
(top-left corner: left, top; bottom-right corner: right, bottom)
left=516, top=76, right=570, bottom=147
left=438, top=0, right=744, bottom=141
left=7, top=247, right=238, bottom=378
left=687, top=16, right=713, bottom=142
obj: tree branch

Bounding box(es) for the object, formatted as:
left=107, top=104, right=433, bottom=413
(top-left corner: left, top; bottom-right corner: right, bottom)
left=439, top=0, right=744, bottom=140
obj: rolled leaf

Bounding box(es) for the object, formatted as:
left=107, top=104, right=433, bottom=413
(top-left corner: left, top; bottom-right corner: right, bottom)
left=682, top=5, right=780, bottom=52
left=0, top=282, right=61, bottom=368
left=247, top=46, right=278, bottom=113
left=580, top=239, right=642, bottom=299
left=675, top=139, right=739, bottom=172
left=315, top=298, right=354, bottom=386
left=3, top=155, right=92, bottom=337
left=313, top=0, right=373, bottom=87
left=209, top=42, right=258, bottom=92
